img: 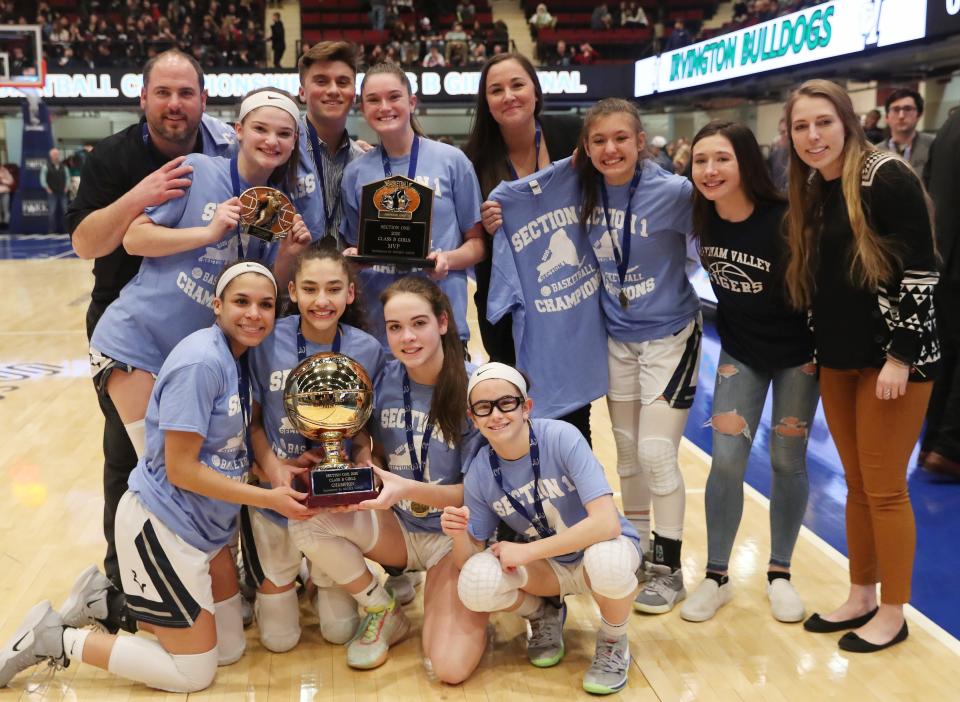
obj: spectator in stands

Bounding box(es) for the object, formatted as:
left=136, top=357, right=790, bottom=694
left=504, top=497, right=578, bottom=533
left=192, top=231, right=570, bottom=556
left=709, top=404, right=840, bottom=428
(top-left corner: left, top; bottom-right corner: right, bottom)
left=467, top=42, right=487, bottom=67
left=768, top=116, right=789, bottom=191
left=573, top=42, right=599, bottom=65
left=552, top=39, right=571, bottom=66
left=591, top=4, right=613, bottom=30
left=491, top=20, right=509, bottom=51
left=665, top=20, right=693, bottom=51
left=863, top=108, right=885, bottom=144
left=756, top=0, right=778, bottom=21
left=528, top=3, right=556, bottom=32
left=649, top=135, right=673, bottom=172
left=370, top=0, right=387, bottom=32
left=40, top=147, right=70, bottom=235
left=733, top=1, right=749, bottom=22
left=621, top=2, right=648, bottom=28
left=457, top=1, right=476, bottom=28
left=0, top=164, right=13, bottom=229
left=881, top=88, right=934, bottom=176
left=673, top=143, right=691, bottom=175
left=423, top=44, right=445, bottom=68
left=269, top=12, right=285, bottom=67
left=444, top=21, right=469, bottom=64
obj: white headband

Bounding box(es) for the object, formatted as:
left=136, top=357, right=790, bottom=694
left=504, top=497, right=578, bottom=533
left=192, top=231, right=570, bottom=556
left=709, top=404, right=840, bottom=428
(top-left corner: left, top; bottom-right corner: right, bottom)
left=468, top=362, right=529, bottom=401
left=238, top=91, right=301, bottom=126
left=215, top=262, right=278, bottom=298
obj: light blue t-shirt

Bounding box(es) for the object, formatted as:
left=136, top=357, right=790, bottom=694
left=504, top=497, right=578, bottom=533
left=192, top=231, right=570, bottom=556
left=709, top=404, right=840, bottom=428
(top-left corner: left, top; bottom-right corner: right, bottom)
left=249, top=315, right=387, bottom=525
left=463, top=418, right=640, bottom=566
left=90, top=154, right=276, bottom=374
left=128, top=325, right=250, bottom=552
left=586, top=159, right=700, bottom=342
left=371, top=359, right=483, bottom=534
left=488, top=158, right=608, bottom=419
left=340, top=138, right=482, bottom=348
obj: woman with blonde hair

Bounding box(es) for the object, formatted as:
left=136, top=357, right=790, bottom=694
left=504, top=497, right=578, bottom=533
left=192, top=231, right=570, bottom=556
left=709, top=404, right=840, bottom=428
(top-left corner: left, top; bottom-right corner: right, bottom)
left=783, top=79, right=938, bottom=652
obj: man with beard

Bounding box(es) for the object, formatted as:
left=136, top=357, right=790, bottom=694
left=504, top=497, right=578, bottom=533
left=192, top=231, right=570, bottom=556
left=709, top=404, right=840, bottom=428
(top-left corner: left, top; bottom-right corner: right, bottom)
left=66, top=49, right=235, bottom=634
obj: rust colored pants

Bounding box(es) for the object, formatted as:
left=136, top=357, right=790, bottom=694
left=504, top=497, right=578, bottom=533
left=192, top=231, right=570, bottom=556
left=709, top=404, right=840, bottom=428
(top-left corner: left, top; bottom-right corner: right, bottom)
left=819, top=367, right=932, bottom=604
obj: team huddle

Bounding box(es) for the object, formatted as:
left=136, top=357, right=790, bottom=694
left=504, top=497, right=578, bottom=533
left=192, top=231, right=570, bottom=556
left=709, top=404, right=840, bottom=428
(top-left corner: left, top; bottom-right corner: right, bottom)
left=0, top=37, right=939, bottom=697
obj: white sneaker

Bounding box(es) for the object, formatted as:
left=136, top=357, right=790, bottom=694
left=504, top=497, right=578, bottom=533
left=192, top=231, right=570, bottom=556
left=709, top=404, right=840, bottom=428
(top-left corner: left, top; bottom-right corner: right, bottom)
left=680, top=578, right=732, bottom=622
left=767, top=578, right=805, bottom=623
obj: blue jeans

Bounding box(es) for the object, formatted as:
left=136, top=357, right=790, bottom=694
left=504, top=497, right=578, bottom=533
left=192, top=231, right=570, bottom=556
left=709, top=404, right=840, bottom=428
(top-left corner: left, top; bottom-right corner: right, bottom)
left=47, top=191, right=68, bottom=233
left=370, top=5, right=386, bottom=30
left=704, top=349, right=819, bottom=572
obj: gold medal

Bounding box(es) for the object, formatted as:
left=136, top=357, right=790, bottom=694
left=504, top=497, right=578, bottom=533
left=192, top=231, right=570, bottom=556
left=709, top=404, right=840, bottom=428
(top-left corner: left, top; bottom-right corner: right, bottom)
left=410, top=501, right=430, bottom=517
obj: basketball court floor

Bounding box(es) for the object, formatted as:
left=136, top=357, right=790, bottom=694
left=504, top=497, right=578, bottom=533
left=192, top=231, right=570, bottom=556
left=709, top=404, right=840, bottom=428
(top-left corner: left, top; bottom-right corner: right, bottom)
left=2, top=237, right=959, bottom=700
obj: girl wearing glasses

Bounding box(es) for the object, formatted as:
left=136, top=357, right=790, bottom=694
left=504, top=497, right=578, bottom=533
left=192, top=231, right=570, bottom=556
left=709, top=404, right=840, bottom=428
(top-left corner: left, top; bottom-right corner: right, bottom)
left=443, top=362, right=643, bottom=696
left=289, top=276, right=488, bottom=682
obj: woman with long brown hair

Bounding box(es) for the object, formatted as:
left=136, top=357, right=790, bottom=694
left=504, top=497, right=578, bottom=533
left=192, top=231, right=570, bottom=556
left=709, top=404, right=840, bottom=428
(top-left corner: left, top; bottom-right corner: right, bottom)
left=462, top=53, right=582, bottom=365
left=783, top=79, right=938, bottom=652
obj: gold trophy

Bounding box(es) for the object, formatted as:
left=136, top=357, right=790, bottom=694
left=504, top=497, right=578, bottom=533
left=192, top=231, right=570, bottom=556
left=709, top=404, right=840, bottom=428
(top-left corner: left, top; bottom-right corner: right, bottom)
left=282, top=352, right=377, bottom=507
left=239, top=186, right=297, bottom=243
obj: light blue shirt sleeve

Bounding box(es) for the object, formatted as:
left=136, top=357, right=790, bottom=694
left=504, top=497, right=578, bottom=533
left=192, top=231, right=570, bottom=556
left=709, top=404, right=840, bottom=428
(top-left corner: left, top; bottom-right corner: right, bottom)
left=486, top=225, right=524, bottom=324
left=450, top=151, right=482, bottom=234
left=156, top=361, right=221, bottom=438
left=464, top=458, right=499, bottom=542
left=340, top=163, right=360, bottom=246
left=556, top=422, right=614, bottom=505
left=144, top=158, right=197, bottom=227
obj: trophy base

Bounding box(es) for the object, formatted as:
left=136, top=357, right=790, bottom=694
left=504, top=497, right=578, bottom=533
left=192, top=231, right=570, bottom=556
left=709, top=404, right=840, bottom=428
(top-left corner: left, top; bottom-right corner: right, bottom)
left=242, top=223, right=285, bottom=243
left=347, top=254, right=436, bottom=269
left=295, top=464, right=379, bottom=508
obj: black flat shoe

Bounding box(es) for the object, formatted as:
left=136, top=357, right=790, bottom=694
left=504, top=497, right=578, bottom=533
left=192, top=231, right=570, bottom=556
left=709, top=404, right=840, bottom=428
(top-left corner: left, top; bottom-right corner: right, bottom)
left=803, top=607, right=878, bottom=633
left=838, top=621, right=908, bottom=653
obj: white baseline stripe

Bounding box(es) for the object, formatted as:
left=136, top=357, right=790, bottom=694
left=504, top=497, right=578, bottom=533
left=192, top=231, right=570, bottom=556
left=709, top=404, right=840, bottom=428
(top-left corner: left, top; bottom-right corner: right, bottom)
left=681, top=437, right=960, bottom=656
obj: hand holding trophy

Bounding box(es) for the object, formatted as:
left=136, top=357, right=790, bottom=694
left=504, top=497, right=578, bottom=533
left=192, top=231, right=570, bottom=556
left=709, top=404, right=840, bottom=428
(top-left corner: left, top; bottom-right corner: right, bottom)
left=282, top=352, right=379, bottom=507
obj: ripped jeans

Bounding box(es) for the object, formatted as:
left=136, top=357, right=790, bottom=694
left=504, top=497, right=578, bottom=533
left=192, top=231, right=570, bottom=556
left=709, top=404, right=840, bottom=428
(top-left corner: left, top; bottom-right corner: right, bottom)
left=704, top=349, right=819, bottom=572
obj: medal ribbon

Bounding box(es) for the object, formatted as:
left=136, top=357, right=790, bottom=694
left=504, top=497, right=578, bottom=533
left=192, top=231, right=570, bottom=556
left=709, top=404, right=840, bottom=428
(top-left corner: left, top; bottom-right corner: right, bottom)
left=599, top=166, right=642, bottom=309
left=506, top=121, right=542, bottom=180
left=380, top=135, right=420, bottom=180
left=306, top=119, right=346, bottom=237
left=401, top=368, right=433, bottom=486
left=234, top=344, right=254, bottom=470
left=488, top=422, right=554, bottom=540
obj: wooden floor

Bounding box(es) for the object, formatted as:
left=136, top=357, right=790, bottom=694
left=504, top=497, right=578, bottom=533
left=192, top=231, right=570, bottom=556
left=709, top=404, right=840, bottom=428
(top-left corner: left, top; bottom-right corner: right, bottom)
left=2, top=258, right=959, bottom=701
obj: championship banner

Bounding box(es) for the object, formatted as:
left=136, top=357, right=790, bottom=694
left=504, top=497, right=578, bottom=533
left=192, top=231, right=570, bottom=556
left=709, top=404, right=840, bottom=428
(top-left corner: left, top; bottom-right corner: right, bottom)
left=0, top=66, right=631, bottom=106
left=635, top=0, right=928, bottom=97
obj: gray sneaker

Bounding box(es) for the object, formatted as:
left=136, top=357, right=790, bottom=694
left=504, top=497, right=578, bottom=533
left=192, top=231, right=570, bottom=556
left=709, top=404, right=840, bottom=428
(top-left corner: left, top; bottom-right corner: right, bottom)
left=582, top=632, right=630, bottom=695
left=0, top=601, right=68, bottom=688
left=633, top=564, right=686, bottom=614
left=526, top=600, right=566, bottom=667
left=385, top=572, right=422, bottom=606
left=59, top=565, right=112, bottom=629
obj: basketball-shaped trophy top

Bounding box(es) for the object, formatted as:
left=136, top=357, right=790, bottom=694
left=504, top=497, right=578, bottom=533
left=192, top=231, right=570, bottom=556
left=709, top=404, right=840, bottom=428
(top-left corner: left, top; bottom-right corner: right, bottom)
left=282, top=352, right=374, bottom=440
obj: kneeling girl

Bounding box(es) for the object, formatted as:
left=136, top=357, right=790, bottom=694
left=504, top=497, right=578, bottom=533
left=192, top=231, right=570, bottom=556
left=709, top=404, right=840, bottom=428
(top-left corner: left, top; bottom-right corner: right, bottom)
left=444, top=362, right=643, bottom=696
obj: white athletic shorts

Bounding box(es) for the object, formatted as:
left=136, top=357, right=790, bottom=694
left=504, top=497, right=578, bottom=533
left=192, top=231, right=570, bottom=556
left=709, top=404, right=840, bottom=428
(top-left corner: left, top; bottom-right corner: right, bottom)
left=546, top=536, right=643, bottom=599
left=239, top=507, right=338, bottom=589
left=606, top=315, right=702, bottom=408
left=115, top=491, right=217, bottom=628
left=396, top=519, right=453, bottom=573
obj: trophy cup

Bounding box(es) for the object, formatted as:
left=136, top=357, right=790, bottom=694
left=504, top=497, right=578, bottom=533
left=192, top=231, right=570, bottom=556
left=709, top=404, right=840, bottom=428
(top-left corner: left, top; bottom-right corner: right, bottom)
left=282, top=352, right=378, bottom=507
left=348, top=175, right=436, bottom=268
left=239, top=186, right=297, bottom=243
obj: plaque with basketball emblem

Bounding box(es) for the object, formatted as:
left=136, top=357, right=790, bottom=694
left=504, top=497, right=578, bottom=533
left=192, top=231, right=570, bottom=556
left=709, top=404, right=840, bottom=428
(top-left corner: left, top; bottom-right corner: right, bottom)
left=239, top=186, right=297, bottom=243
left=350, top=175, right=436, bottom=268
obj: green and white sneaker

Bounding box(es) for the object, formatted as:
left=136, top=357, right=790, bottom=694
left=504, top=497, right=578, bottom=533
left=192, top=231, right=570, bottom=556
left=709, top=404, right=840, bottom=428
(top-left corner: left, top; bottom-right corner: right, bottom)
left=526, top=600, right=566, bottom=668
left=0, top=601, right=68, bottom=688
left=345, top=595, right=410, bottom=670
left=582, top=632, right=630, bottom=695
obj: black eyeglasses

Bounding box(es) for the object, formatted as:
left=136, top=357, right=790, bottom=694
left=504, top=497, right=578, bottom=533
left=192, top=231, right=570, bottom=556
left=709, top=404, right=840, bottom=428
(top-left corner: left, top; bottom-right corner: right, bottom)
left=470, top=395, right=524, bottom=417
